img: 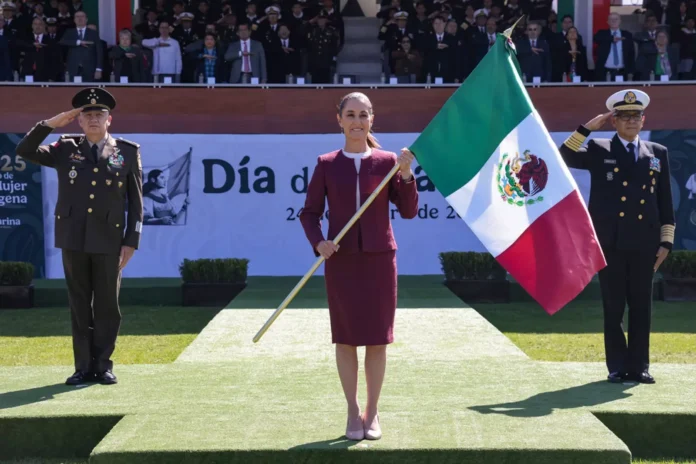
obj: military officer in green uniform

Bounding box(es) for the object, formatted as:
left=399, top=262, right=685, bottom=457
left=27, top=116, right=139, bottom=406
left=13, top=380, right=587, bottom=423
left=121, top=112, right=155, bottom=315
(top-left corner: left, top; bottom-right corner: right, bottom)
left=16, top=88, right=143, bottom=386
left=559, top=89, right=675, bottom=385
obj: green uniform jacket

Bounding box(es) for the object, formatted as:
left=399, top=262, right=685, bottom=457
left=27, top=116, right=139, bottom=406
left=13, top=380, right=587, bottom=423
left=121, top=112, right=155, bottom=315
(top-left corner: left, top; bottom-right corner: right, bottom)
left=16, top=121, right=143, bottom=255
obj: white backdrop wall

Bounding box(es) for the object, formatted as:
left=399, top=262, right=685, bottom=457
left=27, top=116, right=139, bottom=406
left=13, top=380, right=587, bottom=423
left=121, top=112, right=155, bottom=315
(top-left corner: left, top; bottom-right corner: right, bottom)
left=40, top=131, right=649, bottom=278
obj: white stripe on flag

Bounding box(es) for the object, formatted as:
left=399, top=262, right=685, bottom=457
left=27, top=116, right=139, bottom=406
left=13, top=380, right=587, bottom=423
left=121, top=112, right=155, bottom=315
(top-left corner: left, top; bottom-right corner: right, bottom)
left=98, top=0, right=117, bottom=46
left=445, top=111, right=577, bottom=257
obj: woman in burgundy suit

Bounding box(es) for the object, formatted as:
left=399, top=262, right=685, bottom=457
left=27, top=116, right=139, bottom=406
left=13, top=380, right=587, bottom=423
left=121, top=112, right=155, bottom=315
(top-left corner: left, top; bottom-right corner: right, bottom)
left=300, top=92, right=419, bottom=441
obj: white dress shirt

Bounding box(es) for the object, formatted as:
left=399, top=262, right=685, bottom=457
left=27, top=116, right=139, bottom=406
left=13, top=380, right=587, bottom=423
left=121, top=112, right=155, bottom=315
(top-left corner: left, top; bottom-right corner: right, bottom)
left=141, top=36, right=182, bottom=75
left=342, top=149, right=372, bottom=211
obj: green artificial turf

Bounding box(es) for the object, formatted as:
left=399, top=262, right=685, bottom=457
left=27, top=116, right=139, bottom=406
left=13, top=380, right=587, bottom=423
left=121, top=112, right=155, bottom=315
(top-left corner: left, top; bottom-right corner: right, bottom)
left=0, top=306, right=220, bottom=366
left=0, top=276, right=694, bottom=463
left=474, top=301, right=696, bottom=364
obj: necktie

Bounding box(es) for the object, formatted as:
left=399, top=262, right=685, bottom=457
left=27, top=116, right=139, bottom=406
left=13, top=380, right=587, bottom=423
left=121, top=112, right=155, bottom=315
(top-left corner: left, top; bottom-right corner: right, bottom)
left=242, top=41, right=250, bottom=72
left=91, top=144, right=99, bottom=164
left=612, top=31, right=619, bottom=66
left=626, top=142, right=635, bottom=162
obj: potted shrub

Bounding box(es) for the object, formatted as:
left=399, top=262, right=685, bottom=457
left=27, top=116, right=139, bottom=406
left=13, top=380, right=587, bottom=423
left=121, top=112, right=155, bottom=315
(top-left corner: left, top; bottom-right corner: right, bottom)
left=0, top=261, right=35, bottom=309
left=180, top=258, right=249, bottom=307
left=439, top=251, right=509, bottom=303
left=659, top=250, right=696, bottom=301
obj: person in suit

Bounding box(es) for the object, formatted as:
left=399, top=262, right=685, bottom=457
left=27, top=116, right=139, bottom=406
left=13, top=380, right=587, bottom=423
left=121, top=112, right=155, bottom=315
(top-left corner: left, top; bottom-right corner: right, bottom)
left=299, top=92, right=418, bottom=441
left=515, top=20, right=552, bottom=82
left=59, top=10, right=103, bottom=82
left=423, top=16, right=458, bottom=83
left=593, top=13, right=635, bottom=81
left=16, top=88, right=143, bottom=386
left=0, top=19, right=11, bottom=81
left=558, top=89, right=675, bottom=385
left=19, top=17, right=63, bottom=81
left=224, top=21, right=267, bottom=83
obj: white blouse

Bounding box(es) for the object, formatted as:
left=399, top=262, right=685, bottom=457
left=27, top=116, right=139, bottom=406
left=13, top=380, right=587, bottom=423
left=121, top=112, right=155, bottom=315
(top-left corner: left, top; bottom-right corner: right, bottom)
left=342, top=148, right=372, bottom=211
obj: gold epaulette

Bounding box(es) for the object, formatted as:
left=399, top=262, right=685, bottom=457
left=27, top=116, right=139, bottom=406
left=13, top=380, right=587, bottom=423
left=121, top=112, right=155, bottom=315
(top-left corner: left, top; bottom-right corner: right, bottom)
left=563, top=130, right=587, bottom=152
left=661, top=224, right=675, bottom=244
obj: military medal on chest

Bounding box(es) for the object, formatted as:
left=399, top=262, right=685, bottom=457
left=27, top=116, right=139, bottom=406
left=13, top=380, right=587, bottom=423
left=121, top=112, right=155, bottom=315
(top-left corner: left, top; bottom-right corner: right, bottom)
left=108, top=148, right=124, bottom=168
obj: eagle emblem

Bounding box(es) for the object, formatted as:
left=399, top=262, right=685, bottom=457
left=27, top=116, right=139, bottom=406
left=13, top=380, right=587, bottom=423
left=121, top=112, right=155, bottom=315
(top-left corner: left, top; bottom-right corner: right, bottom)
left=497, top=150, right=549, bottom=206
left=624, top=91, right=637, bottom=103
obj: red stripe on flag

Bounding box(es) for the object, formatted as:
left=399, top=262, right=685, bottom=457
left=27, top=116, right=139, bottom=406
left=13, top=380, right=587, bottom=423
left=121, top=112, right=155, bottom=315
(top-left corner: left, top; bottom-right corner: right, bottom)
left=496, top=190, right=607, bottom=315
left=115, top=0, right=132, bottom=38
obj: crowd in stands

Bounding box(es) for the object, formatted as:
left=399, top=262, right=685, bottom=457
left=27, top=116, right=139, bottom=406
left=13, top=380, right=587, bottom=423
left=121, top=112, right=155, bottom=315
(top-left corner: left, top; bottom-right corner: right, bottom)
left=0, top=0, right=343, bottom=83
left=380, top=0, right=696, bottom=83
left=0, top=0, right=695, bottom=85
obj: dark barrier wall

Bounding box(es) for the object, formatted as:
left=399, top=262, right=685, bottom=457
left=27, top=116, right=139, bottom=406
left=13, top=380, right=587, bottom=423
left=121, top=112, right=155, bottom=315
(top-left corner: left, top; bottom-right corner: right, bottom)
left=2, top=84, right=696, bottom=134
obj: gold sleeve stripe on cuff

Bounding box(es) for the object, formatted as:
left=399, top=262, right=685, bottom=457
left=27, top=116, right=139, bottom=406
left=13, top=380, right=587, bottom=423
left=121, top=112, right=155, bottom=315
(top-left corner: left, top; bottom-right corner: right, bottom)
left=661, top=224, right=675, bottom=243
left=569, top=132, right=587, bottom=145
left=564, top=138, right=583, bottom=151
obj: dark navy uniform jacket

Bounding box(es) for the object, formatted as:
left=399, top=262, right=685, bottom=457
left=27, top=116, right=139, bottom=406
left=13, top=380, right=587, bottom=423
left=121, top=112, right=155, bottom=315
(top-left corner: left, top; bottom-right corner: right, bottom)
left=559, top=125, right=675, bottom=252
left=16, top=122, right=144, bottom=255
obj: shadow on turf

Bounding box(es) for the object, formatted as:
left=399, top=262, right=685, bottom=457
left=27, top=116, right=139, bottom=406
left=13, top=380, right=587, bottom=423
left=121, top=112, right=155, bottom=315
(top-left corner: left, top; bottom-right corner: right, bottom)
left=289, top=437, right=362, bottom=450
left=468, top=381, right=638, bottom=417
left=0, top=383, right=95, bottom=410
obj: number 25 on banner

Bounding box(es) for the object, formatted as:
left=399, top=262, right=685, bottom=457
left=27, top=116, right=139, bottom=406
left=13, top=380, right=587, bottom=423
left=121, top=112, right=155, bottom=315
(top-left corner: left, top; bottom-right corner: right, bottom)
left=1, top=155, right=27, bottom=172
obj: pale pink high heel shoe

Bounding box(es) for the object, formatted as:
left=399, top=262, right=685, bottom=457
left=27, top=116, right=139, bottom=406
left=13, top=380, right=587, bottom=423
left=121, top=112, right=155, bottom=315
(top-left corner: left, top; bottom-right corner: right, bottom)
left=345, top=412, right=364, bottom=441
left=364, top=413, right=381, bottom=440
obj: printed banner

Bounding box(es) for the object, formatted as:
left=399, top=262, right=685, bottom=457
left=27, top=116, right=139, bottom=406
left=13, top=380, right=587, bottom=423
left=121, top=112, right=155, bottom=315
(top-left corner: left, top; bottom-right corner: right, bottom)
left=0, top=134, right=46, bottom=278
left=28, top=129, right=694, bottom=278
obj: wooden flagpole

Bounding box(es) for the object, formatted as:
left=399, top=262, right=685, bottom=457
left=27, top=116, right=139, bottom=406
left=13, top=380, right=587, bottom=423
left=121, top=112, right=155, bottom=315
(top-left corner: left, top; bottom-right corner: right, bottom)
left=252, top=163, right=402, bottom=343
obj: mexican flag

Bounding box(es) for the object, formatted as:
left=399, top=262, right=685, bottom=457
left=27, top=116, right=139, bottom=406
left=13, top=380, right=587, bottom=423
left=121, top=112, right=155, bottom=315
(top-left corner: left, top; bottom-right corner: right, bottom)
left=409, top=32, right=606, bottom=315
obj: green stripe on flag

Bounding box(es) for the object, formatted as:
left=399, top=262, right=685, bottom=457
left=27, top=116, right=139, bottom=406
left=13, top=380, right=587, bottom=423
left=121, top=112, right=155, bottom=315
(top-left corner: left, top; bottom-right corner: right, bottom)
left=409, top=36, right=533, bottom=198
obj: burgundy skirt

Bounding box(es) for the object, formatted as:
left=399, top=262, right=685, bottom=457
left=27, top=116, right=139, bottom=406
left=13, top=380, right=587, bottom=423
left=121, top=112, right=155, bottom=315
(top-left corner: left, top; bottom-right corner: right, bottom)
left=324, top=250, right=397, bottom=346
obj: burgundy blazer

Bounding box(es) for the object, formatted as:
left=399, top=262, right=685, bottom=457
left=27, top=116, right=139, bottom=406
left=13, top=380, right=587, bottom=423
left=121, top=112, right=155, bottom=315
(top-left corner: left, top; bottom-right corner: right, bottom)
left=300, top=148, right=419, bottom=256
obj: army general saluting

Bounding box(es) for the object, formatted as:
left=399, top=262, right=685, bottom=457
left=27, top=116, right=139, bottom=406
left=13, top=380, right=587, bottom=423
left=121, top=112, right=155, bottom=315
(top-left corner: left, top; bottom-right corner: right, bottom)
left=16, top=88, right=143, bottom=386
left=559, top=89, right=675, bottom=385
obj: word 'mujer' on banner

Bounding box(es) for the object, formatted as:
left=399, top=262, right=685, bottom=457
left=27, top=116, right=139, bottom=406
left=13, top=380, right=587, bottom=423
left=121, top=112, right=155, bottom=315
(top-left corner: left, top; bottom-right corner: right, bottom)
left=0, top=133, right=45, bottom=277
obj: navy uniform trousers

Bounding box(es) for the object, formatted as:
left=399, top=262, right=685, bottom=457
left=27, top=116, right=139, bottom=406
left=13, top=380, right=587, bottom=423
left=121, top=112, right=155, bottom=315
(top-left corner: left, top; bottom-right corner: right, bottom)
left=559, top=125, right=675, bottom=375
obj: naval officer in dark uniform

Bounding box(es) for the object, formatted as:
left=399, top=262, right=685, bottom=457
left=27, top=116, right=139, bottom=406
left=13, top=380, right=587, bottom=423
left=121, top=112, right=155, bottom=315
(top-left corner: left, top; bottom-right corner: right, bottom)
left=16, top=88, right=144, bottom=386
left=559, top=89, right=675, bottom=385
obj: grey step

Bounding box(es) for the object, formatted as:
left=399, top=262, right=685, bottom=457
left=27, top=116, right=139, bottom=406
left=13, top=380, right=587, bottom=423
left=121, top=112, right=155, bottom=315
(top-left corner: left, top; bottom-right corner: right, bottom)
left=339, top=45, right=382, bottom=61
left=336, top=61, right=383, bottom=74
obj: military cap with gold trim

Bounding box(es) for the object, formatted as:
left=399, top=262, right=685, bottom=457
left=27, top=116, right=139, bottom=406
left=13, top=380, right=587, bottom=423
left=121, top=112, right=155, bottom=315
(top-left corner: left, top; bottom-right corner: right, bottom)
left=394, top=11, right=408, bottom=19
left=72, top=88, right=116, bottom=113
left=606, top=89, right=650, bottom=113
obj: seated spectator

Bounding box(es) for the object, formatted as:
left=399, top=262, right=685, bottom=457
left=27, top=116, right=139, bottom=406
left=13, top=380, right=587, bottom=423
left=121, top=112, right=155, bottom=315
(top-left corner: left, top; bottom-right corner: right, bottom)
left=142, top=20, right=182, bottom=82
left=391, top=35, right=422, bottom=82
left=561, top=26, right=588, bottom=81
left=109, top=28, right=145, bottom=82
left=636, top=29, right=680, bottom=80
left=515, top=20, right=551, bottom=82
left=194, top=32, right=226, bottom=82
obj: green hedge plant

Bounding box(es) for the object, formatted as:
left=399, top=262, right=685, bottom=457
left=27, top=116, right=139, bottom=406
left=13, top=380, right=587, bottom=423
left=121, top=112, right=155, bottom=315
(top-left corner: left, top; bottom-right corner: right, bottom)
left=179, top=258, right=249, bottom=284
left=0, top=261, right=35, bottom=286
left=439, top=252, right=506, bottom=281
left=659, top=251, right=696, bottom=279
